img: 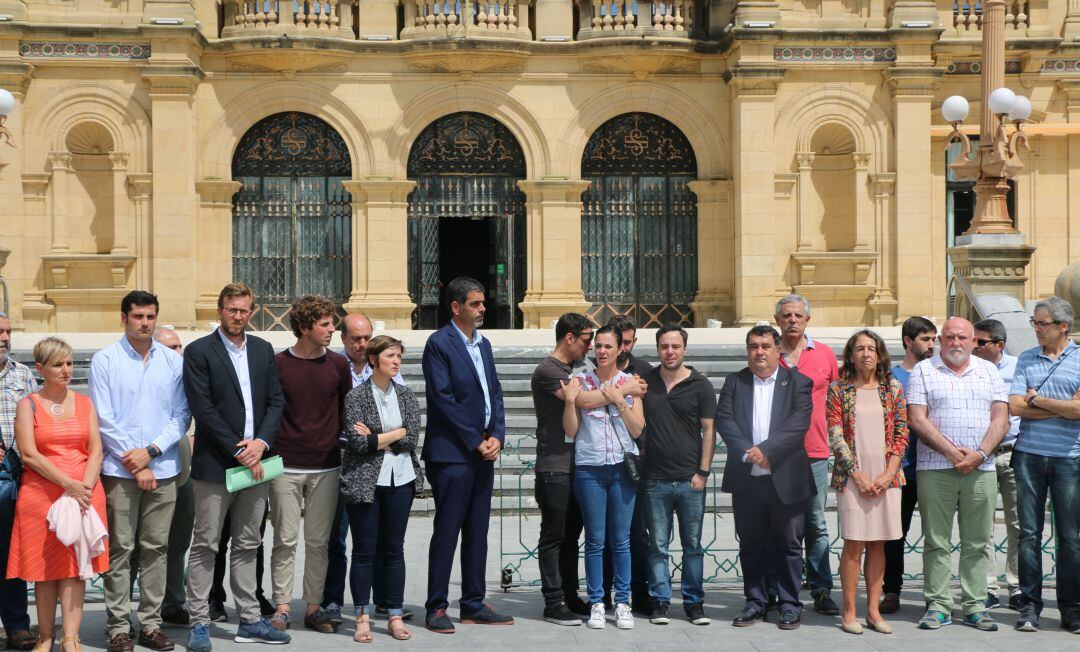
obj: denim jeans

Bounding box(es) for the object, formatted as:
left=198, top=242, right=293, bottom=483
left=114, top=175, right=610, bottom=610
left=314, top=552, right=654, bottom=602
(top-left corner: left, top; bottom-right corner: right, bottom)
left=1012, top=451, right=1080, bottom=617
left=574, top=464, right=636, bottom=606
left=0, top=489, right=29, bottom=633
left=803, top=459, right=834, bottom=595
left=644, top=478, right=705, bottom=606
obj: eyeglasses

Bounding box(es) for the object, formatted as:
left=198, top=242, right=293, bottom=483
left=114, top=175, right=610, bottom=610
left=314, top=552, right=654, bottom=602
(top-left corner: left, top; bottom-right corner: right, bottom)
left=223, top=307, right=252, bottom=317
left=974, top=338, right=1001, bottom=347
left=1030, top=319, right=1060, bottom=329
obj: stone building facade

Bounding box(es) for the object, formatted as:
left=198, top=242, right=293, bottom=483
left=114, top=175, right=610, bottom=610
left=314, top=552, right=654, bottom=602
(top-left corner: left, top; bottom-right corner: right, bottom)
left=1, top=0, right=1079, bottom=331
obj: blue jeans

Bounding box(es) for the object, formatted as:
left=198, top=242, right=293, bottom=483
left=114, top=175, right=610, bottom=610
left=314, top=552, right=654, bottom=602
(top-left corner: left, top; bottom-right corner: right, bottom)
left=574, top=464, right=636, bottom=606
left=1012, top=451, right=1080, bottom=616
left=803, top=459, right=834, bottom=595
left=644, top=479, right=705, bottom=606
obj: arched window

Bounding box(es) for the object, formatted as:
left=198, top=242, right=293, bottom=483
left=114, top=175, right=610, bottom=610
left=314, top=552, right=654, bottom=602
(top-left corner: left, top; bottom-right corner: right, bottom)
left=231, top=112, right=352, bottom=330
left=582, top=112, right=698, bottom=327
left=407, top=112, right=527, bottom=329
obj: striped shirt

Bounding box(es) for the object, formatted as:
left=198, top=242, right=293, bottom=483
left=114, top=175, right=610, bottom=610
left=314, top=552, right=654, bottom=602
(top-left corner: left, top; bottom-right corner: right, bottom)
left=906, top=354, right=1008, bottom=471
left=0, top=357, right=37, bottom=451
left=1010, top=341, right=1080, bottom=459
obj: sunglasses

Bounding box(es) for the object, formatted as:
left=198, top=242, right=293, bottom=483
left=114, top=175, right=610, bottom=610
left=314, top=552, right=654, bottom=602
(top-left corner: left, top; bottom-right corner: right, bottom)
left=574, top=332, right=594, bottom=344
left=974, top=338, right=1001, bottom=347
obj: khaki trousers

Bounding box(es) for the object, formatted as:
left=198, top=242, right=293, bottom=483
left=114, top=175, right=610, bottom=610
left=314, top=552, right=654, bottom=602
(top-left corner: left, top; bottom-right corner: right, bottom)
left=102, top=475, right=177, bottom=636
left=186, top=480, right=269, bottom=626
left=269, top=470, right=340, bottom=605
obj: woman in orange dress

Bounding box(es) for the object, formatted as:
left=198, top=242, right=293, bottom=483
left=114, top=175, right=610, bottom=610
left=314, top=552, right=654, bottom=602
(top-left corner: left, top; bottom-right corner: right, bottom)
left=7, top=337, right=107, bottom=652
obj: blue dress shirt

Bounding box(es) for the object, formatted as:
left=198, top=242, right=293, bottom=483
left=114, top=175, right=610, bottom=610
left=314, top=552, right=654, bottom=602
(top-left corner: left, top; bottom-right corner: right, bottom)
left=450, top=321, right=492, bottom=426
left=89, top=336, right=190, bottom=479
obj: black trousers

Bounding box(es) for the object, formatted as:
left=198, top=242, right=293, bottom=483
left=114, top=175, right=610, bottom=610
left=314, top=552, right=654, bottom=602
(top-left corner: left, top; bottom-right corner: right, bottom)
left=882, top=476, right=918, bottom=596
left=732, top=477, right=806, bottom=613
left=535, top=471, right=584, bottom=606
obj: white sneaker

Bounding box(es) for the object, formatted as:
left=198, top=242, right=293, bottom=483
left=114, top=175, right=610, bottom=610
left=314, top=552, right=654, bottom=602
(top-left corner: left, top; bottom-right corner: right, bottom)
left=615, top=603, right=634, bottom=630
left=587, top=604, right=606, bottom=629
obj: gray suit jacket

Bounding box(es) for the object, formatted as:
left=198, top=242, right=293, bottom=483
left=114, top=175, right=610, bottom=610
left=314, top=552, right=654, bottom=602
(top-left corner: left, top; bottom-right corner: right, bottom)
left=340, top=378, right=424, bottom=504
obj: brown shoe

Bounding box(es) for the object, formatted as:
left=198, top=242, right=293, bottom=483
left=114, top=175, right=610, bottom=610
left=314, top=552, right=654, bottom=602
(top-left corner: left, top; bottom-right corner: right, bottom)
left=879, top=593, right=900, bottom=615
left=106, top=633, right=134, bottom=652
left=6, top=630, right=37, bottom=651
left=136, top=629, right=173, bottom=652
left=304, top=610, right=336, bottom=633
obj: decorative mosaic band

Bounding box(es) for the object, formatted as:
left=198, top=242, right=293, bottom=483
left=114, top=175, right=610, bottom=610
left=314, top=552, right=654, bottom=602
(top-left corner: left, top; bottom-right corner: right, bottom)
left=947, top=60, right=1022, bottom=75
left=774, top=46, right=897, bottom=63
left=19, top=41, right=151, bottom=60
left=1042, top=58, right=1080, bottom=74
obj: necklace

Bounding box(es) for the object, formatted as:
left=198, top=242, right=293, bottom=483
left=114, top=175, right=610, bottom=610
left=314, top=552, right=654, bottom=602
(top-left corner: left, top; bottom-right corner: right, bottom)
left=49, top=401, right=64, bottom=417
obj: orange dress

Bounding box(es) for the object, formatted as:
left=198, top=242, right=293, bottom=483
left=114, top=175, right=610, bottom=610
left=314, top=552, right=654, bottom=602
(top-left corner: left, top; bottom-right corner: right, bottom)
left=6, top=393, right=108, bottom=581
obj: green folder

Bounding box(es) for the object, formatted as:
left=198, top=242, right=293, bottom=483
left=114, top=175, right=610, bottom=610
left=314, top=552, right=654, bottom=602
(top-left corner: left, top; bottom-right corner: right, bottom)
left=225, top=455, right=284, bottom=493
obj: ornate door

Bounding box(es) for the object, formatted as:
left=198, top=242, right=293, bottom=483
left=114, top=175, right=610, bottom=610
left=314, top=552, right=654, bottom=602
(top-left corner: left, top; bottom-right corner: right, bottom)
left=231, top=112, right=352, bottom=330
left=582, top=112, right=698, bottom=328
left=407, top=112, right=527, bottom=329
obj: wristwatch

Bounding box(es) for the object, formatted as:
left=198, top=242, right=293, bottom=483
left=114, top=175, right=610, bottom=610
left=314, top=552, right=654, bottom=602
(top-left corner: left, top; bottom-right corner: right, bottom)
left=1026, top=393, right=1039, bottom=407
left=977, top=449, right=991, bottom=464
left=696, top=468, right=711, bottom=478
left=146, top=445, right=162, bottom=459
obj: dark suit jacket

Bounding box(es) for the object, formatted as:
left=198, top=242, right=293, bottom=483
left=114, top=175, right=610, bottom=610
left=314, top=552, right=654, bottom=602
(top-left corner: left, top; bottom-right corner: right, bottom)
left=183, top=330, right=285, bottom=483
left=421, top=323, right=505, bottom=464
left=714, top=365, right=815, bottom=505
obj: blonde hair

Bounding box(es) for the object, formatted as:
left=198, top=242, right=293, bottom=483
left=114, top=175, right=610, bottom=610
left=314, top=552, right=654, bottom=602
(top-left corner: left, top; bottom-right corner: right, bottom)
left=33, top=337, right=73, bottom=367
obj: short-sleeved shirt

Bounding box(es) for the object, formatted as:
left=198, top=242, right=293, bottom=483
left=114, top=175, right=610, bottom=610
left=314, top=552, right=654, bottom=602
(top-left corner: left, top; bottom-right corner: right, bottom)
left=779, top=335, right=839, bottom=459
left=1010, top=342, right=1080, bottom=459
left=573, top=370, right=637, bottom=467
left=906, top=354, right=1008, bottom=471
left=994, top=353, right=1021, bottom=445
left=891, top=365, right=918, bottom=471
left=641, top=366, right=717, bottom=482
left=0, top=357, right=37, bottom=451
left=531, top=356, right=576, bottom=474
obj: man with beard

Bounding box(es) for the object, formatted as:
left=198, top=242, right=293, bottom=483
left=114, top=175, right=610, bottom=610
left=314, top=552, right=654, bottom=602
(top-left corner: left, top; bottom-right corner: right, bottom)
left=0, top=311, right=38, bottom=650
left=880, top=316, right=936, bottom=613
left=907, top=317, right=1009, bottom=632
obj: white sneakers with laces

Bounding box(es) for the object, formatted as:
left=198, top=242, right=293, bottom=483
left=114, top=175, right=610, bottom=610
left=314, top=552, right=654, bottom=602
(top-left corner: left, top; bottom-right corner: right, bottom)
left=587, top=604, right=606, bottom=629
left=615, top=603, right=634, bottom=630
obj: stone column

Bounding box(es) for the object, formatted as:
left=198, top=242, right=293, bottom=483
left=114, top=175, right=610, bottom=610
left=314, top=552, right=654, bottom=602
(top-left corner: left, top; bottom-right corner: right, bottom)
left=142, top=66, right=203, bottom=327
left=128, top=174, right=154, bottom=290
left=852, top=152, right=872, bottom=251
left=795, top=151, right=815, bottom=251
left=47, top=152, right=72, bottom=253
left=109, top=152, right=133, bottom=255
left=516, top=179, right=592, bottom=328
left=1067, top=0, right=1080, bottom=41
left=19, top=174, right=52, bottom=328
left=194, top=180, right=241, bottom=324
left=885, top=68, right=940, bottom=321
left=688, top=179, right=733, bottom=325
left=1061, top=79, right=1080, bottom=263
left=868, top=172, right=897, bottom=326
left=341, top=179, right=417, bottom=328
left=730, top=66, right=784, bottom=325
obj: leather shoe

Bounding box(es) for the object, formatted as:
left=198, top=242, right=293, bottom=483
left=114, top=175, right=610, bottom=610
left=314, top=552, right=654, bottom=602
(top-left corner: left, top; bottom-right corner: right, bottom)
left=778, top=611, right=802, bottom=630
left=813, top=592, right=840, bottom=616
left=137, top=629, right=174, bottom=652
left=732, top=607, right=766, bottom=627
left=879, top=593, right=900, bottom=614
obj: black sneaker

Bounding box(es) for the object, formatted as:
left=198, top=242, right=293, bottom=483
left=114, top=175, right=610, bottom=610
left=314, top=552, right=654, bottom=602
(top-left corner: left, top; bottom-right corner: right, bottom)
left=984, top=593, right=1001, bottom=610
left=1008, top=593, right=1022, bottom=612
left=543, top=602, right=581, bottom=627
left=459, top=604, right=514, bottom=625
left=1062, top=616, right=1080, bottom=634
left=685, top=603, right=710, bottom=625
left=425, top=609, right=455, bottom=634
left=649, top=603, right=670, bottom=625
left=208, top=601, right=228, bottom=623
left=1015, top=606, right=1039, bottom=632
left=565, top=597, right=591, bottom=617
left=812, top=591, right=840, bottom=616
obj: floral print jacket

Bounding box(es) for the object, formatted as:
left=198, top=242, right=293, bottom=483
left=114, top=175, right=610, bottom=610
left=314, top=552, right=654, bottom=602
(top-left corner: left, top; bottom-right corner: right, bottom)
left=825, top=377, right=909, bottom=492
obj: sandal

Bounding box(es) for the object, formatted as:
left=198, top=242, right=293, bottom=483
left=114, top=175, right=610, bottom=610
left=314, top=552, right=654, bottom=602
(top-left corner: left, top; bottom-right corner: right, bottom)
left=388, top=615, right=411, bottom=641
left=353, top=614, right=372, bottom=644
left=58, top=637, right=80, bottom=652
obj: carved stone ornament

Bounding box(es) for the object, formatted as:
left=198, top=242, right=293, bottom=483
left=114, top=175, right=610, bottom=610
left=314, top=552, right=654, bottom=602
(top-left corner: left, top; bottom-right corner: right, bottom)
left=580, top=51, right=700, bottom=75
left=402, top=50, right=529, bottom=73
left=224, top=50, right=350, bottom=73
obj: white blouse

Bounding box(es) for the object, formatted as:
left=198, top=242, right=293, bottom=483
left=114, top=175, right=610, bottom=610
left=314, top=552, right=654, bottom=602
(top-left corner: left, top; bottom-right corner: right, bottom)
left=372, top=381, right=416, bottom=487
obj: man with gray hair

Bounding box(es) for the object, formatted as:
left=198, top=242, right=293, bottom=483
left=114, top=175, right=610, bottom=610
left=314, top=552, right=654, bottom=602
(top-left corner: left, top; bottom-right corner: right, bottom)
left=772, top=294, right=839, bottom=616
left=972, top=318, right=1021, bottom=611
left=1007, top=296, right=1080, bottom=634
left=0, top=311, right=38, bottom=650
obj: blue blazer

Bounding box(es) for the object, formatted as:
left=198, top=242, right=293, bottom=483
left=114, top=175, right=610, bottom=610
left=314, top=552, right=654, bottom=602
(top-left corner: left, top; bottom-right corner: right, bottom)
left=421, top=323, right=506, bottom=464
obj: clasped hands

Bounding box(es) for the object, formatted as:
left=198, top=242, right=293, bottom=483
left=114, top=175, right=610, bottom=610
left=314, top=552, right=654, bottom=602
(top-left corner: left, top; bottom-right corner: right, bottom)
left=745, top=446, right=771, bottom=471
left=851, top=470, right=894, bottom=498
left=235, top=439, right=267, bottom=481
left=119, top=448, right=160, bottom=490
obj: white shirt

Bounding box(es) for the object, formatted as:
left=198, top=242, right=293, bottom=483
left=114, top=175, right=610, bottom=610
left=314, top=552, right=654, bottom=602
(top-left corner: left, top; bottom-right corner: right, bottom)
left=353, top=362, right=406, bottom=390
left=372, top=381, right=416, bottom=487
left=218, top=329, right=255, bottom=441
left=750, top=368, right=778, bottom=476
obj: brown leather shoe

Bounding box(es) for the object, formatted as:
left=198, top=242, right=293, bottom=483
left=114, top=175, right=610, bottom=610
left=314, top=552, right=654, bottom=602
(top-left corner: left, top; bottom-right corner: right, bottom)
left=137, top=629, right=173, bottom=652
left=304, top=610, right=336, bottom=633
left=6, top=630, right=37, bottom=651
left=879, top=593, right=901, bottom=615
left=106, top=633, right=134, bottom=652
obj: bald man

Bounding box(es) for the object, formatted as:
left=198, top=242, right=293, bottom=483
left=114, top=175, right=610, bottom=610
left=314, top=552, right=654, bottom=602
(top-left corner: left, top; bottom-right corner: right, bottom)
left=906, top=317, right=1010, bottom=632
left=321, top=313, right=410, bottom=624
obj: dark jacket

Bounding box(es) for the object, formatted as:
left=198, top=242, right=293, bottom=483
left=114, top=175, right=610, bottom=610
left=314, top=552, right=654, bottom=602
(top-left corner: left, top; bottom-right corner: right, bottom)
left=421, top=323, right=506, bottom=464
left=340, top=378, right=424, bottom=504
left=183, top=330, right=284, bottom=483
left=714, top=365, right=815, bottom=505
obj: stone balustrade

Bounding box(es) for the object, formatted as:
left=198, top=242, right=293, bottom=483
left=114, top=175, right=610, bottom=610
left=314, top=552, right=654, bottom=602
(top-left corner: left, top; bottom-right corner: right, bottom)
left=944, top=1, right=1034, bottom=33
left=222, top=0, right=356, bottom=37
left=400, top=0, right=533, bottom=39
left=576, top=0, right=695, bottom=39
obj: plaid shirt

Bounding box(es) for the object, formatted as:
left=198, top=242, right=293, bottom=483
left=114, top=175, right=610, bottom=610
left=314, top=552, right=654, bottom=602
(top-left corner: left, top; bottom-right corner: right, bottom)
left=0, top=357, right=38, bottom=451
left=906, top=354, right=1008, bottom=472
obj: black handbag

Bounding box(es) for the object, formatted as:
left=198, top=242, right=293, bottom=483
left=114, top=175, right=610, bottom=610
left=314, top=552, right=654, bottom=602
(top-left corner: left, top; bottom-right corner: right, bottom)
left=0, top=444, right=22, bottom=507
left=607, top=404, right=640, bottom=483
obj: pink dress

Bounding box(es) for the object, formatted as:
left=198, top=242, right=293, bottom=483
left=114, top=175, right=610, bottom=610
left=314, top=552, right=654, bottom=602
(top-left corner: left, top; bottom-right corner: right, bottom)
left=836, top=387, right=901, bottom=541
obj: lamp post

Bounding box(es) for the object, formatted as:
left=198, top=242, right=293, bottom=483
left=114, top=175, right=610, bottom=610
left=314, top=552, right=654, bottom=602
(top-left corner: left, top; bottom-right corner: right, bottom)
left=0, top=87, right=14, bottom=149
left=941, top=0, right=1029, bottom=234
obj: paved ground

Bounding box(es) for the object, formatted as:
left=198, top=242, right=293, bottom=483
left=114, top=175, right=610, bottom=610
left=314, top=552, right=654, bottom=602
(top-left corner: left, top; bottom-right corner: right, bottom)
left=19, top=514, right=1076, bottom=652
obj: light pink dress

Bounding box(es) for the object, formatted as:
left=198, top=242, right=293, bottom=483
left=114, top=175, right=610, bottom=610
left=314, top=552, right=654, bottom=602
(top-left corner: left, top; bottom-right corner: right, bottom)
left=837, top=387, right=901, bottom=541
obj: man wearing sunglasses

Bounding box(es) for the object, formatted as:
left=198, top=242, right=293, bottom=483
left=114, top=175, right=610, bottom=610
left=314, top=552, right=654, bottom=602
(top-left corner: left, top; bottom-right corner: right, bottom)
left=1008, top=296, right=1080, bottom=634
left=972, top=319, right=1021, bottom=612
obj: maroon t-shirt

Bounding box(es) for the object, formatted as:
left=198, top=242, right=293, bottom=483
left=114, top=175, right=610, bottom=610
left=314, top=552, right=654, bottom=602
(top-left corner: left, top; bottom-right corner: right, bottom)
left=274, top=349, right=352, bottom=469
